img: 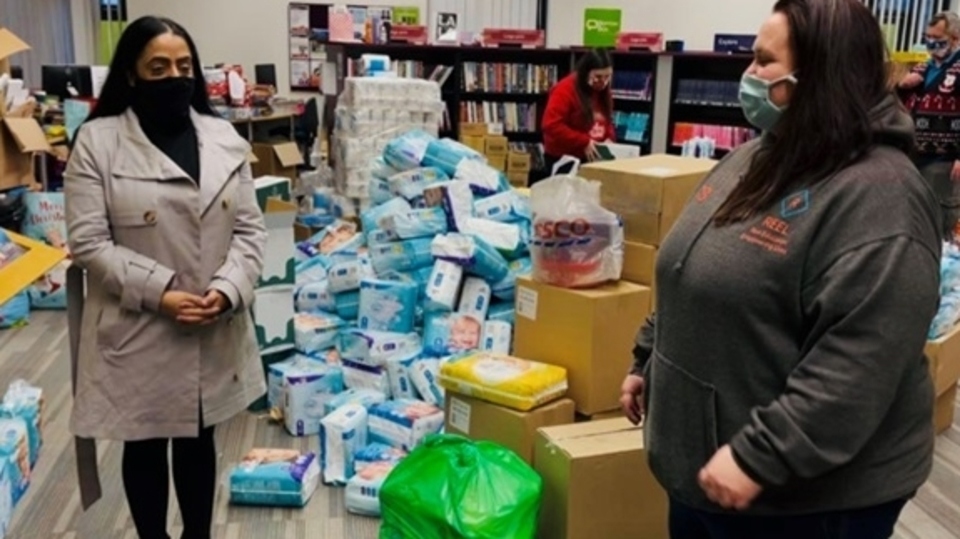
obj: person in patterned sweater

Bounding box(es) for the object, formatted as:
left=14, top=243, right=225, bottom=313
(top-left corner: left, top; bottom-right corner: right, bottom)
left=899, top=11, right=960, bottom=236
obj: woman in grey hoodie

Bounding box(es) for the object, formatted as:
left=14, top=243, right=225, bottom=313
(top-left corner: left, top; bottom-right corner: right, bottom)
left=620, top=1, right=941, bottom=538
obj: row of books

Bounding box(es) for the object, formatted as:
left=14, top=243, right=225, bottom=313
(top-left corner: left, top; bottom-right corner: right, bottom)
left=672, top=122, right=758, bottom=152
left=461, top=62, right=559, bottom=94
left=612, top=111, right=650, bottom=144
left=459, top=101, right=539, bottom=133
left=674, top=79, right=740, bottom=108
left=612, top=71, right=654, bottom=101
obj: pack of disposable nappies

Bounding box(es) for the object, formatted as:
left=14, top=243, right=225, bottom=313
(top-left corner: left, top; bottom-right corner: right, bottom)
left=367, top=399, right=445, bottom=451
left=454, top=158, right=510, bottom=197
left=295, top=255, right=332, bottom=284
left=295, top=279, right=336, bottom=314
left=372, top=156, right=400, bottom=180
left=457, top=277, right=491, bottom=321
left=369, top=237, right=434, bottom=274
left=384, top=353, right=420, bottom=400
left=343, top=359, right=392, bottom=395
left=439, top=352, right=568, bottom=411
left=0, top=462, right=11, bottom=537
left=383, top=130, right=434, bottom=170
left=328, top=252, right=375, bottom=294
left=463, top=218, right=527, bottom=260
left=267, top=355, right=308, bottom=413
left=345, top=460, right=398, bottom=517
left=422, top=138, right=484, bottom=177
left=431, top=233, right=510, bottom=282
left=320, top=404, right=369, bottom=485
left=334, top=291, right=361, bottom=320
left=366, top=228, right=398, bottom=247
left=298, top=220, right=364, bottom=258
left=361, top=196, right=411, bottom=234
left=229, top=449, right=320, bottom=507
left=1, top=380, right=43, bottom=470
left=422, top=180, right=474, bottom=232
left=283, top=362, right=345, bottom=437
left=338, top=329, right=422, bottom=366
left=424, top=259, right=464, bottom=312
left=381, top=206, right=449, bottom=240
left=422, top=313, right=483, bottom=357
left=0, top=418, right=29, bottom=504
left=481, top=321, right=513, bottom=355
left=323, top=388, right=388, bottom=416
left=354, top=443, right=407, bottom=474
left=491, top=257, right=533, bottom=301
left=369, top=176, right=394, bottom=205
left=486, top=302, right=515, bottom=324
left=473, top=190, right=532, bottom=223
left=358, top=279, right=419, bottom=333
left=388, top=167, right=448, bottom=200
left=409, top=359, right=444, bottom=406
left=294, top=312, right=346, bottom=356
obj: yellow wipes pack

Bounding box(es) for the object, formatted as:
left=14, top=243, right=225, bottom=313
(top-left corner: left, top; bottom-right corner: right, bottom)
left=438, top=352, right=568, bottom=411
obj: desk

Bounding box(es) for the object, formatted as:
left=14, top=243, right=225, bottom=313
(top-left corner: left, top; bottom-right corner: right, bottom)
left=229, top=106, right=301, bottom=142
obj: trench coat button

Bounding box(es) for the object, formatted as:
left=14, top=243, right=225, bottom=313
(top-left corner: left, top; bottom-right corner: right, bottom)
left=143, top=210, right=157, bottom=224
left=233, top=373, right=240, bottom=382
left=222, top=198, right=230, bottom=210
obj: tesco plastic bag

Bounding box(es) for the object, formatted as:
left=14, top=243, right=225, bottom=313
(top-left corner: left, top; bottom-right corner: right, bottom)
left=529, top=175, right=623, bottom=288
left=379, top=434, right=542, bottom=539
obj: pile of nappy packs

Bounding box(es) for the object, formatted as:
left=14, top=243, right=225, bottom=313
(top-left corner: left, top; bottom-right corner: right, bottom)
left=0, top=380, right=44, bottom=538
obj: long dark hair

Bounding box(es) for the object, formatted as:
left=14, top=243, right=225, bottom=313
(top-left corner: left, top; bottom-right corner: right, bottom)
left=574, top=49, right=613, bottom=125
left=714, top=0, right=892, bottom=224
left=87, top=16, right=216, bottom=121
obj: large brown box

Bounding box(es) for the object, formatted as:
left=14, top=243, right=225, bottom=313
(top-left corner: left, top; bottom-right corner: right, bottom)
left=935, top=384, right=956, bottom=435
left=484, top=135, right=509, bottom=156
left=579, top=155, right=716, bottom=245
left=459, top=122, right=489, bottom=137
left=507, top=151, right=531, bottom=172
left=251, top=141, right=303, bottom=183
left=535, top=419, right=668, bottom=539
left=925, top=324, right=960, bottom=397
left=0, top=29, right=50, bottom=191
left=514, top=277, right=651, bottom=415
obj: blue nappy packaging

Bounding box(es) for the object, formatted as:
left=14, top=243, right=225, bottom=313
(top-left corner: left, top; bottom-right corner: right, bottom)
left=387, top=167, right=448, bottom=200
left=473, top=190, right=532, bottom=223
left=367, top=399, right=445, bottom=451
left=0, top=418, right=30, bottom=505
left=409, top=358, right=444, bottom=406
left=481, top=321, right=513, bottom=354
left=328, top=252, right=375, bottom=294
left=283, top=362, right=345, bottom=437
left=463, top=217, right=527, bottom=260
left=423, top=180, right=474, bottom=232
left=371, top=156, right=400, bottom=180
left=453, top=158, right=510, bottom=197
left=383, top=130, right=434, bottom=170
left=384, top=353, right=420, bottom=400
left=294, top=312, right=346, bottom=356
left=323, top=388, right=388, bottom=417
left=366, top=228, right=398, bottom=247
left=422, top=312, right=483, bottom=358
left=369, top=176, right=394, bottom=205
left=267, top=356, right=303, bottom=412
left=381, top=206, right=449, bottom=240
left=334, top=291, right=361, bottom=320
left=229, top=449, right=320, bottom=507
left=342, top=359, right=392, bottom=395
left=319, top=404, right=369, bottom=486
left=295, top=255, right=333, bottom=284
left=360, top=197, right=411, bottom=234
left=297, top=220, right=364, bottom=259
left=424, top=259, right=464, bottom=313
left=337, top=329, right=423, bottom=366
left=422, top=138, right=484, bottom=177
left=457, top=276, right=492, bottom=321
left=491, top=257, right=533, bottom=301
left=0, top=381, right=42, bottom=470
left=354, top=443, right=407, bottom=473
left=431, top=233, right=510, bottom=282
left=295, top=279, right=336, bottom=314
left=486, top=302, right=516, bottom=324
left=369, top=237, right=434, bottom=274
left=345, top=459, right=399, bottom=517
left=358, top=279, right=419, bottom=333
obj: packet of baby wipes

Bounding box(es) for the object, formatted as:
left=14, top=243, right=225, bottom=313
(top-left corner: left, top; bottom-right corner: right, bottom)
left=368, top=399, right=445, bottom=451
left=369, top=237, right=434, bottom=274
left=431, top=233, right=510, bottom=282
left=334, top=290, right=360, bottom=320
left=229, top=449, right=320, bottom=507
left=457, top=277, right=491, bottom=321
left=320, top=404, right=369, bottom=485
left=424, top=259, right=464, bottom=313
left=345, top=460, right=398, bottom=517
left=491, top=257, right=533, bottom=301
left=388, top=167, right=448, bottom=200
left=422, top=180, right=474, bottom=232
left=473, top=190, right=532, bottom=223
left=462, top=218, right=527, bottom=260
left=283, top=362, right=345, bottom=437
left=439, top=352, right=568, bottom=411
left=328, top=252, right=375, bottom=294
left=409, top=359, right=444, bottom=406
left=381, top=207, right=449, bottom=240
left=486, top=302, right=515, bottom=324
left=481, top=321, right=513, bottom=355
left=358, top=279, right=419, bottom=333
left=338, top=328, right=423, bottom=366
left=384, top=130, right=435, bottom=171
left=361, top=197, right=411, bottom=234
left=343, top=359, right=392, bottom=395
left=422, top=313, right=483, bottom=358
left=294, top=312, right=346, bottom=356
left=384, top=353, right=420, bottom=400
left=323, top=388, right=388, bottom=417
left=295, top=279, right=336, bottom=314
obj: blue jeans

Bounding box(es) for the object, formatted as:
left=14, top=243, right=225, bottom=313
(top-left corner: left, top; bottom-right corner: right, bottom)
left=669, top=498, right=909, bottom=539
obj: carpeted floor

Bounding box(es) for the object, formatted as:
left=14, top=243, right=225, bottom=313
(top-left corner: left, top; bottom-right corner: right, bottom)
left=2, top=311, right=959, bottom=538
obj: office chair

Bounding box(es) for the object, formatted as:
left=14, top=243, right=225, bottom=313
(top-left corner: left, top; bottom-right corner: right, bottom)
left=295, top=97, right=320, bottom=170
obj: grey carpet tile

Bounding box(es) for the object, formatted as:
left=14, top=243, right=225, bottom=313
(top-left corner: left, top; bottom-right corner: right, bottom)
left=1, top=311, right=958, bottom=539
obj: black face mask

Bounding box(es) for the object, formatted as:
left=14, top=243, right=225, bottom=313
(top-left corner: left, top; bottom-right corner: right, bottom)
left=131, top=76, right=195, bottom=130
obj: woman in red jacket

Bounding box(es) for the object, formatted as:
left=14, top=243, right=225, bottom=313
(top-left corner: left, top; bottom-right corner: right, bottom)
left=538, top=49, right=615, bottom=182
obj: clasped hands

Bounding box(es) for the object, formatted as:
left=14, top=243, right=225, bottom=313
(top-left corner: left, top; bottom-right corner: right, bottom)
left=161, top=289, right=230, bottom=325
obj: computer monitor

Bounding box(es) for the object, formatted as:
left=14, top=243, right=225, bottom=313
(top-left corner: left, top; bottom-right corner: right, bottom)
left=255, top=64, right=277, bottom=87
left=41, top=65, right=94, bottom=100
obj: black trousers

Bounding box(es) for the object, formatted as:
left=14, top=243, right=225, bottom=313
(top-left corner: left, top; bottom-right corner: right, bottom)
left=669, top=497, right=908, bottom=539
left=122, top=421, right=217, bottom=539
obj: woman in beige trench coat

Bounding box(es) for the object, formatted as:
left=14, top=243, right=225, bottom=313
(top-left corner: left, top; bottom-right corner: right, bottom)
left=64, top=16, right=266, bottom=539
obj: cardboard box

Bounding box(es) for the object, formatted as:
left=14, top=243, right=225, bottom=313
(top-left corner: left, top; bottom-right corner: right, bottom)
left=0, top=30, right=50, bottom=190
left=257, top=196, right=297, bottom=289
left=486, top=154, right=506, bottom=172
left=623, top=241, right=657, bottom=286
left=459, top=134, right=485, bottom=153
left=484, top=135, right=509, bottom=156
left=925, top=324, right=960, bottom=397
left=935, top=384, right=956, bottom=435
left=575, top=409, right=624, bottom=422
left=514, top=277, right=652, bottom=415
left=507, top=151, right=531, bottom=172
left=0, top=28, right=29, bottom=75
left=251, top=141, right=303, bottom=183
left=535, top=418, right=667, bottom=539
left=445, top=393, right=575, bottom=464
left=459, top=123, right=489, bottom=137
left=0, top=229, right=68, bottom=305
left=579, top=155, right=716, bottom=245
left=507, top=172, right=529, bottom=188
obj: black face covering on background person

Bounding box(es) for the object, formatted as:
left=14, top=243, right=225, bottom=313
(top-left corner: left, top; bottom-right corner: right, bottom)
left=131, top=76, right=201, bottom=183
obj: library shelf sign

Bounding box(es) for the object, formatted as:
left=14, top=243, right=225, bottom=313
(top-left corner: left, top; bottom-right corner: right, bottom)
left=583, top=8, right=622, bottom=47
left=616, top=32, right=664, bottom=52
left=481, top=29, right=545, bottom=49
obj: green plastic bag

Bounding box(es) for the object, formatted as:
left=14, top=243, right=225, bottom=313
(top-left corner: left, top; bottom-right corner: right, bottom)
left=379, top=434, right=543, bottom=539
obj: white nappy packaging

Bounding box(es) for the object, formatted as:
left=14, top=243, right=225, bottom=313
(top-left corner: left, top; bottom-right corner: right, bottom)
left=409, top=358, right=444, bottom=406
left=328, top=252, right=375, bottom=294
left=283, top=362, right=345, bottom=437
left=462, top=217, right=527, bottom=260
left=486, top=302, right=515, bottom=324
left=481, top=321, right=513, bottom=355
left=229, top=449, right=320, bottom=507
left=381, top=206, right=449, bottom=240
left=319, top=404, right=369, bottom=486
left=334, top=290, right=360, bottom=320
left=369, top=237, right=434, bottom=274
left=453, top=157, right=509, bottom=197
left=423, top=138, right=484, bottom=177
left=422, top=180, right=474, bottom=232
left=360, top=196, right=412, bottom=234
left=295, top=279, right=336, bottom=314
left=353, top=443, right=407, bottom=474
left=295, top=255, right=333, bottom=285
left=367, top=399, right=445, bottom=451
left=424, top=259, right=464, bottom=313
left=369, top=176, right=394, bottom=205
left=294, top=312, right=346, bottom=356
left=358, top=278, right=419, bottom=333
left=384, top=353, right=420, bottom=400
left=422, top=313, right=483, bottom=358
left=267, top=356, right=302, bottom=413
left=431, top=233, right=510, bottom=282
left=387, top=167, right=448, bottom=200
left=371, top=156, right=400, bottom=180
left=323, top=388, right=388, bottom=417
left=491, top=257, right=533, bottom=301
left=457, top=277, right=492, bottom=321
left=345, top=460, right=398, bottom=517
left=366, top=228, right=398, bottom=247
left=383, top=129, right=434, bottom=170
left=338, top=328, right=423, bottom=366
left=342, top=359, right=392, bottom=395
left=297, top=220, right=365, bottom=259
left=473, top=190, right=532, bottom=223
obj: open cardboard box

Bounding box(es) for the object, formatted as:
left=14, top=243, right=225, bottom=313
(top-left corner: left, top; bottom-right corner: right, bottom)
left=0, top=229, right=68, bottom=305
left=0, top=28, right=51, bottom=191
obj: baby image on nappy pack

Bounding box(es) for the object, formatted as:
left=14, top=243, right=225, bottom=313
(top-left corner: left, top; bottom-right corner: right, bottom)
left=422, top=313, right=483, bottom=358
left=229, top=449, right=320, bottom=507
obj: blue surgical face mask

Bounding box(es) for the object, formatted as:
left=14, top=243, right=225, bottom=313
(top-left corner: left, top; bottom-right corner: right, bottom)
left=738, top=72, right=797, bottom=132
